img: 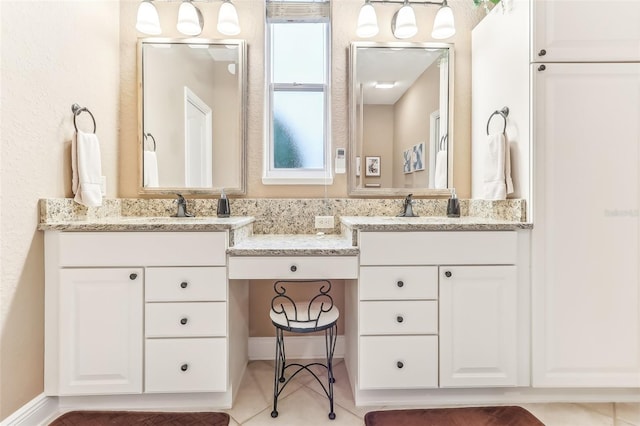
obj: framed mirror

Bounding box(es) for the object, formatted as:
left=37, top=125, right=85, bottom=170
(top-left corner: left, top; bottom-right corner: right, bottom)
left=138, top=38, right=246, bottom=195
left=348, top=42, right=453, bottom=197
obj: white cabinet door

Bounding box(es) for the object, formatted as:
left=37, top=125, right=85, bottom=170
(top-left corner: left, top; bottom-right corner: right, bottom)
left=59, top=268, right=143, bottom=395
left=439, top=266, right=518, bottom=387
left=532, top=0, right=640, bottom=62
left=532, top=63, right=640, bottom=387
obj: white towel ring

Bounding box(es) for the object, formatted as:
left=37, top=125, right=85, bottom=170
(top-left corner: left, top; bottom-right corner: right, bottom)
left=486, top=107, right=509, bottom=135
left=144, top=133, right=157, bottom=152
left=72, top=103, right=97, bottom=133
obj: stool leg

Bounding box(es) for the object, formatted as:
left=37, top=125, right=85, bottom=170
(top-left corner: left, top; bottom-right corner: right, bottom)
left=325, top=324, right=337, bottom=420
left=271, top=327, right=285, bottom=418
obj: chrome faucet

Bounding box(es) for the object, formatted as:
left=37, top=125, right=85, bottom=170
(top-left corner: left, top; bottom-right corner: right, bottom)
left=173, top=193, right=194, bottom=218
left=398, top=194, right=418, bottom=217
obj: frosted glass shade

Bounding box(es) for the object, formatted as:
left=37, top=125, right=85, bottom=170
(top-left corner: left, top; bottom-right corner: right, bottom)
left=136, top=1, right=161, bottom=35
left=392, top=4, right=417, bottom=39
left=356, top=3, right=379, bottom=38
left=177, top=1, right=202, bottom=36
left=217, top=1, right=241, bottom=36
left=432, top=4, right=456, bottom=39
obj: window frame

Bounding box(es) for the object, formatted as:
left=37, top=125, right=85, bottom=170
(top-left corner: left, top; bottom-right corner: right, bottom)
left=263, top=13, right=332, bottom=185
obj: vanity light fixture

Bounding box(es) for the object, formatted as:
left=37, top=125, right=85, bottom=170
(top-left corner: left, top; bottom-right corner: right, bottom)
left=135, top=0, right=242, bottom=37
left=356, top=0, right=456, bottom=40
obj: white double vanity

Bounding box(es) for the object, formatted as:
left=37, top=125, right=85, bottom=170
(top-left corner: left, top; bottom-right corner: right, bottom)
left=41, top=208, right=537, bottom=410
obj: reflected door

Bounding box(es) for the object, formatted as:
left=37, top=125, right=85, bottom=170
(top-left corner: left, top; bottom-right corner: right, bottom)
left=185, top=87, right=213, bottom=188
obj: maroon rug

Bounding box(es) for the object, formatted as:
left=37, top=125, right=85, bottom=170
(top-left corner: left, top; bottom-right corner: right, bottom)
left=364, top=406, right=544, bottom=426
left=49, top=411, right=230, bottom=425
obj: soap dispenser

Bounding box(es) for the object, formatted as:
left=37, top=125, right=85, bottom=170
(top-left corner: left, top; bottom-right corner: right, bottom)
left=217, top=189, right=231, bottom=218
left=447, top=188, right=460, bottom=218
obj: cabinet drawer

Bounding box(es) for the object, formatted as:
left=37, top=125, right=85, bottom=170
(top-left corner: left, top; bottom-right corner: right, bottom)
left=360, top=266, right=438, bottom=300
left=145, top=338, right=227, bottom=393
left=228, top=256, right=358, bottom=279
left=58, top=232, right=227, bottom=267
left=360, top=301, right=437, bottom=335
left=360, top=232, right=517, bottom=266
left=145, top=267, right=226, bottom=302
left=359, top=336, right=438, bottom=389
left=145, top=302, right=226, bottom=338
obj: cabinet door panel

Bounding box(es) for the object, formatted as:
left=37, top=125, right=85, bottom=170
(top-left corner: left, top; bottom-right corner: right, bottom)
left=59, top=268, right=143, bottom=395
left=532, top=1, right=640, bottom=62
left=532, top=63, right=640, bottom=387
left=440, top=266, right=517, bottom=387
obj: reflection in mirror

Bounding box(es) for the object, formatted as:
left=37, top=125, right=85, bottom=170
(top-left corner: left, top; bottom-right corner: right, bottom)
left=349, top=42, right=453, bottom=197
left=138, top=38, right=246, bottom=195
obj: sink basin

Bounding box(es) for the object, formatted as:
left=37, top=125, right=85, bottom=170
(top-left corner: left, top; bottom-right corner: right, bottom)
left=119, top=216, right=221, bottom=223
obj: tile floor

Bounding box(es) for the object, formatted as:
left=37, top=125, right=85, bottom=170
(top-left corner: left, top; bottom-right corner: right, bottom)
left=223, top=360, right=640, bottom=426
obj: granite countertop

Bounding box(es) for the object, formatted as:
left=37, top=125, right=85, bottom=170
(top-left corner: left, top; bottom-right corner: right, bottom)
left=227, top=234, right=358, bottom=256
left=340, top=216, right=533, bottom=232
left=38, top=216, right=255, bottom=232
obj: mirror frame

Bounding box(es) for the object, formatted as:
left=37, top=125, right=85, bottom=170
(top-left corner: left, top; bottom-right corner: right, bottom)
left=348, top=41, right=454, bottom=197
left=137, top=38, right=247, bottom=196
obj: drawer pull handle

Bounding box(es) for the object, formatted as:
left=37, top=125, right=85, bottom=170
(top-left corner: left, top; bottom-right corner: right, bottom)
left=396, top=315, right=404, bottom=323
left=180, top=281, right=188, bottom=289
left=444, top=271, right=452, bottom=278
left=397, top=361, right=404, bottom=369
left=538, top=64, right=546, bottom=71
left=129, top=273, right=138, bottom=280
left=180, top=317, right=188, bottom=325
left=538, top=49, right=547, bottom=56
left=290, top=265, right=297, bottom=272
left=180, top=364, right=189, bottom=372
left=397, top=280, right=404, bottom=288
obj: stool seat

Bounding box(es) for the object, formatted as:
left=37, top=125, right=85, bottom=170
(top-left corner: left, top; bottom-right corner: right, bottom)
left=270, top=301, right=339, bottom=332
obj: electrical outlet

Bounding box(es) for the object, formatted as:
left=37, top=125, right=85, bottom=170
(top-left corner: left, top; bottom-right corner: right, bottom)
left=315, top=215, right=335, bottom=229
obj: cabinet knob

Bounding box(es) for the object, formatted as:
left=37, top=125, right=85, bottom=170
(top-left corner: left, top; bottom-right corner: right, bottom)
left=129, top=273, right=137, bottom=280
left=396, top=315, right=404, bottom=323
left=538, top=49, right=547, bottom=56
left=180, top=281, right=188, bottom=289
left=538, top=64, right=546, bottom=71
left=444, top=271, right=452, bottom=278
left=180, top=363, right=189, bottom=372
left=396, top=280, right=404, bottom=288
left=180, top=317, right=188, bottom=325
left=290, top=265, right=297, bottom=272
left=397, top=361, right=404, bottom=369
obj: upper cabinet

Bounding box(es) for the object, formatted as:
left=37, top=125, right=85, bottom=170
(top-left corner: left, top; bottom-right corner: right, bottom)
left=532, top=0, right=640, bottom=62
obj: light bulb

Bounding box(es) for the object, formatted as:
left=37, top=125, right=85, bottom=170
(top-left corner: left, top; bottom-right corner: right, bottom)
left=432, top=2, right=456, bottom=39
left=392, top=4, right=417, bottom=39
left=177, top=1, right=203, bottom=36
left=356, top=2, right=379, bottom=38
left=217, top=1, right=241, bottom=36
left=136, top=0, right=161, bottom=35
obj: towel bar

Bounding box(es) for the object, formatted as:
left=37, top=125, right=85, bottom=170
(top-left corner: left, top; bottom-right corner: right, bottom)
left=486, top=106, right=509, bottom=135
left=71, top=104, right=97, bottom=133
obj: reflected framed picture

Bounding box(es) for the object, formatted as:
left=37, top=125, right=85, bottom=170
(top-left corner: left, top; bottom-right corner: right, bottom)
left=403, top=149, right=412, bottom=174
left=365, top=156, right=381, bottom=177
left=413, top=142, right=425, bottom=171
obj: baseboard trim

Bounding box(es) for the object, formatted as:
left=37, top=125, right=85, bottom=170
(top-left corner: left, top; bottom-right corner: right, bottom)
left=0, top=393, right=58, bottom=426
left=248, top=335, right=345, bottom=360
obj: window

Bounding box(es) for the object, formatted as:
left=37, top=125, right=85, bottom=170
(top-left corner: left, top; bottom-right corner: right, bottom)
left=264, top=1, right=331, bottom=185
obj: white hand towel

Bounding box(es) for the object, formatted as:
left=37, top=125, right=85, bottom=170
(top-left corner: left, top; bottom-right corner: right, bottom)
left=482, top=133, right=513, bottom=200
left=72, top=130, right=103, bottom=207
left=144, top=151, right=159, bottom=187
left=434, top=150, right=448, bottom=189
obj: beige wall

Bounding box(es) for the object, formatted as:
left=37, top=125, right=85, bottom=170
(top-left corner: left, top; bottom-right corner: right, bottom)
left=0, top=1, right=120, bottom=420
left=362, top=105, right=394, bottom=187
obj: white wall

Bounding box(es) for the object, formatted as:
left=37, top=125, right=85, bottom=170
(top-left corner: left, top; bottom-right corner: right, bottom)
left=0, top=1, right=120, bottom=420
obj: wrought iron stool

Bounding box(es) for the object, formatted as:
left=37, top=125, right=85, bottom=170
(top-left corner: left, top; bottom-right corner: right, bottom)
left=269, top=279, right=339, bottom=420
